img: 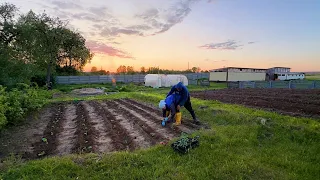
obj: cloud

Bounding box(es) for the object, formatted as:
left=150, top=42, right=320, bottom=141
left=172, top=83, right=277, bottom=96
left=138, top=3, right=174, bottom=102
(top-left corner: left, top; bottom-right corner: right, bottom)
left=205, top=59, right=227, bottom=62
left=100, top=27, right=144, bottom=37
left=200, top=40, right=244, bottom=50
left=46, top=0, right=213, bottom=38
left=50, top=0, right=83, bottom=9
left=248, top=41, right=256, bottom=44
left=86, top=41, right=134, bottom=59
left=137, top=0, right=201, bottom=35
left=136, top=8, right=159, bottom=20
left=88, top=6, right=109, bottom=17
left=71, top=13, right=102, bottom=22
left=111, top=42, right=121, bottom=45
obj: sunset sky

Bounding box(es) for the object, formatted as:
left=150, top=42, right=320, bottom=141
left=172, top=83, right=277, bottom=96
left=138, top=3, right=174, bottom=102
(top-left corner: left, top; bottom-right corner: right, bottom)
left=10, top=0, right=320, bottom=72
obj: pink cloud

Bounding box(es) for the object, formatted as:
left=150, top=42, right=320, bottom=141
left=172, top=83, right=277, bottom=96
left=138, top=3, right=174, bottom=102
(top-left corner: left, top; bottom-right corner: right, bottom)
left=86, top=41, right=134, bottom=59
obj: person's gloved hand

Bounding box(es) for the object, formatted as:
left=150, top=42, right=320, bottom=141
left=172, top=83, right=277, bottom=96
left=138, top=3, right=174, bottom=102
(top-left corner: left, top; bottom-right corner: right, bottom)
left=162, top=117, right=169, bottom=127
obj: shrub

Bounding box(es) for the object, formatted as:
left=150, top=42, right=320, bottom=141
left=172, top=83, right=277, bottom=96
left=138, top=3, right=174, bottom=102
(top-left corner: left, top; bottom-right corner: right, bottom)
left=0, top=84, right=52, bottom=130
left=30, top=73, right=55, bottom=87
left=0, top=86, right=8, bottom=129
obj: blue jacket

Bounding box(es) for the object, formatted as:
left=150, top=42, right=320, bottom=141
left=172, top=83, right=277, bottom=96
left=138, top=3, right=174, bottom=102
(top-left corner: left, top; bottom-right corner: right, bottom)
left=167, top=82, right=189, bottom=106
left=165, top=94, right=180, bottom=108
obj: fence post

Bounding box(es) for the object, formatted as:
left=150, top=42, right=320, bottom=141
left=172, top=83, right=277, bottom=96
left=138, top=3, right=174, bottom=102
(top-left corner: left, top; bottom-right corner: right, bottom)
left=269, top=81, right=272, bottom=88
left=252, top=81, right=256, bottom=88
left=289, top=81, right=292, bottom=89
left=312, top=81, right=316, bottom=89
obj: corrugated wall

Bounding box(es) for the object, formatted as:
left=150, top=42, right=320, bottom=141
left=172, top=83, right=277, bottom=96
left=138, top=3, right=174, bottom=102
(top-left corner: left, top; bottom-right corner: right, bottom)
left=228, top=72, right=266, bottom=81
left=209, top=72, right=227, bottom=81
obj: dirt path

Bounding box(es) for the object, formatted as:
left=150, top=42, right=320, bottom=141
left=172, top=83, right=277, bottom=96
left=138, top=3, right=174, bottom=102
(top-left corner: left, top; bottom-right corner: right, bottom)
left=83, top=102, right=113, bottom=153
left=55, top=104, right=77, bottom=156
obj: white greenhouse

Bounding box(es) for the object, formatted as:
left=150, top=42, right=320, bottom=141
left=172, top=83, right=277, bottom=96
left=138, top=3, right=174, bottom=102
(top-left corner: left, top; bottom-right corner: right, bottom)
left=144, top=74, right=188, bottom=88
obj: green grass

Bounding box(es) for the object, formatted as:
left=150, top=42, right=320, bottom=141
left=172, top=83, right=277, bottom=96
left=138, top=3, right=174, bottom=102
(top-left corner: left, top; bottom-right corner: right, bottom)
left=1, top=90, right=319, bottom=179
left=53, top=82, right=226, bottom=93
left=306, top=74, right=320, bottom=80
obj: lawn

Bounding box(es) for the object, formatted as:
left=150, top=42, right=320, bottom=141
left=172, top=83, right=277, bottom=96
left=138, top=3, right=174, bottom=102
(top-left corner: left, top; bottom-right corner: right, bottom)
left=306, top=74, right=320, bottom=80
left=0, top=85, right=319, bottom=180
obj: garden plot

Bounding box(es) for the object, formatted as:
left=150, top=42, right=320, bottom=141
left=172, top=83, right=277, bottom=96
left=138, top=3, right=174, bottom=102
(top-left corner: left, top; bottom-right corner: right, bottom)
left=192, top=89, right=320, bottom=118
left=0, top=99, right=203, bottom=160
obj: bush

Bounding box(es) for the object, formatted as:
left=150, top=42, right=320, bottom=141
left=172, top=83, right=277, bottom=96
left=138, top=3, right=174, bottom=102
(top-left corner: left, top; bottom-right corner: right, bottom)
left=0, top=86, right=8, bottom=129
left=30, top=73, right=55, bottom=87
left=0, top=84, right=52, bottom=130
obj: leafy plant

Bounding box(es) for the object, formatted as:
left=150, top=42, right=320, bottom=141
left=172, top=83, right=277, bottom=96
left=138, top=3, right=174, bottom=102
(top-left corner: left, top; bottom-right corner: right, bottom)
left=0, top=85, right=52, bottom=130
left=171, top=133, right=200, bottom=154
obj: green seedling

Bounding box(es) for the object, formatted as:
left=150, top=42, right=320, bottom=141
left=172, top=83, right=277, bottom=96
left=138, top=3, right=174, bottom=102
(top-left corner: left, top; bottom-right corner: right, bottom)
left=38, top=151, right=46, bottom=156
left=42, top=138, right=48, bottom=144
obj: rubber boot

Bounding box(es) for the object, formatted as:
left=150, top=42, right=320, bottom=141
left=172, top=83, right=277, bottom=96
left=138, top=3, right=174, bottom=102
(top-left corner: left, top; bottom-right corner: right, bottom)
left=175, top=112, right=182, bottom=125
left=190, top=110, right=201, bottom=125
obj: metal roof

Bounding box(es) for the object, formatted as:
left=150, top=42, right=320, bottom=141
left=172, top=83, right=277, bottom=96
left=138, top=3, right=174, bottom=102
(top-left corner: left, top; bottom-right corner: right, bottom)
left=270, top=67, right=291, bottom=69
left=211, top=67, right=268, bottom=71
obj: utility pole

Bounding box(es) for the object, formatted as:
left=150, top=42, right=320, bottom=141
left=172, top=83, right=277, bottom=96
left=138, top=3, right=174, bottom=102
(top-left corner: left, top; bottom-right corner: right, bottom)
left=188, top=62, right=189, bottom=70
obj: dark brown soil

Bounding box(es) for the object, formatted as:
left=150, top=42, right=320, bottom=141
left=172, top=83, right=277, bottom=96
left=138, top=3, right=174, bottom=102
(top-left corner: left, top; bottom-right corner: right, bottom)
left=0, top=99, right=198, bottom=161
left=109, top=100, right=170, bottom=144
left=115, top=99, right=184, bottom=135
left=72, top=102, right=97, bottom=154
left=124, top=99, right=206, bottom=130
left=191, top=89, right=320, bottom=118
left=89, top=101, right=136, bottom=151
left=31, top=104, right=65, bottom=159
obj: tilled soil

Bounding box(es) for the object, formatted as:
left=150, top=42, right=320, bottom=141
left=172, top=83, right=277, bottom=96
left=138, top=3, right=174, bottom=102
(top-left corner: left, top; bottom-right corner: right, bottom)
left=191, top=89, right=320, bottom=118
left=0, top=99, right=202, bottom=161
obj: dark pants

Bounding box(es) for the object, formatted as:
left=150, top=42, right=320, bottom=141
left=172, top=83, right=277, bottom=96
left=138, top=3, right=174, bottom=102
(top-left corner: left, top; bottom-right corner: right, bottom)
left=177, top=96, right=197, bottom=120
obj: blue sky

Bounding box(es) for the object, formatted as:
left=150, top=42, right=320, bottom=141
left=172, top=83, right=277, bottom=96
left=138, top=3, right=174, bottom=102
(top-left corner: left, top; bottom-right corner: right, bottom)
left=8, top=0, right=320, bottom=72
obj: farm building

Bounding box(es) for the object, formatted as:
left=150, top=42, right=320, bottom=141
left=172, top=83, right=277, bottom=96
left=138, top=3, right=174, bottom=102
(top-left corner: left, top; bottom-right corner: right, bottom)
left=209, top=66, right=305, bottom=82
left=209, top=67, right=267, bottom=82
left=266, top=67, right=305, bottom=80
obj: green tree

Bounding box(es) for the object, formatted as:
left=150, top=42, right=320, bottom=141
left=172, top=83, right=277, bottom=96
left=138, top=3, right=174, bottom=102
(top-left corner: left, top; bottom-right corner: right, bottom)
left=116, top=65, right=127, bottom=74
left=91, top=66, right=98, bottom=72
left=140, top=67, right=146, bottom=74
left=126, top=66, right=135, bottom=74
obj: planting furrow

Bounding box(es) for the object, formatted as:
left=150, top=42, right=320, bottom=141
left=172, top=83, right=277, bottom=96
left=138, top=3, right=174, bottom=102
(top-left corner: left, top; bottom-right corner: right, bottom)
left=32, top=104, right=65, bottom=158
left=82, top=101, right=113, bottom=153
left=72, top=102, right=96, bottom=154
left=102, top=101, right=161, bottom=147
left=117, top=99, right=193, bottom=134
left=56, top=104, right=77, bottom=156
left=124, top=99, right=202, bottom=130
left=91, top=101, right=138, bottom=151
left=112, top=101, right=175, bottom=140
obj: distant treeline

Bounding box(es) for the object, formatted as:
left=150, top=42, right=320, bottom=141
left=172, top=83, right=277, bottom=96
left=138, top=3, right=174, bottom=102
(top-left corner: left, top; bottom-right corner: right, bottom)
left=88, top=66, right=209, bottom=75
